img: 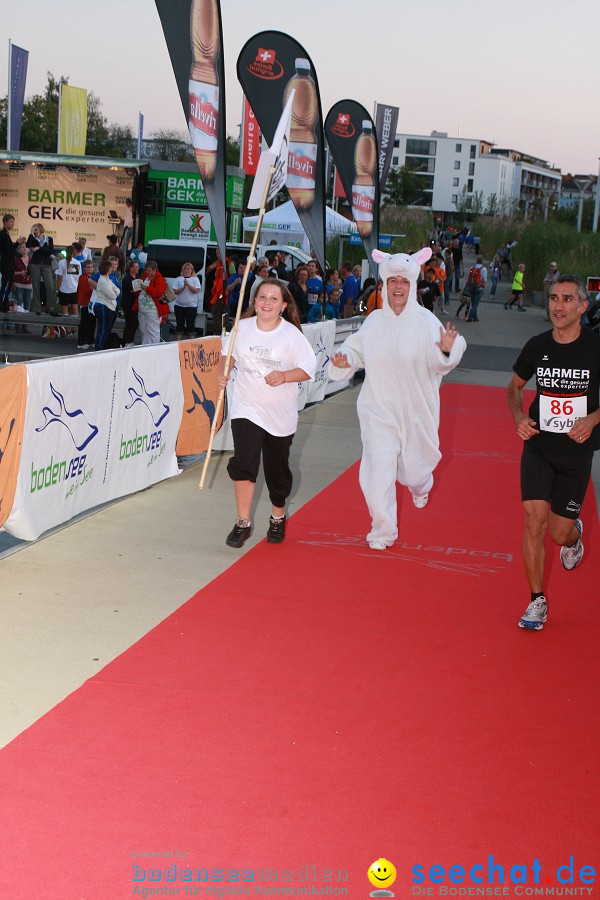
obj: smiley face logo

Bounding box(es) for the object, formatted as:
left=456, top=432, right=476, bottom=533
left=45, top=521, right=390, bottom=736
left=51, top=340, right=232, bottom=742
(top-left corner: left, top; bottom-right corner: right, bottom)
left=368, top=859, right=397, bottom=889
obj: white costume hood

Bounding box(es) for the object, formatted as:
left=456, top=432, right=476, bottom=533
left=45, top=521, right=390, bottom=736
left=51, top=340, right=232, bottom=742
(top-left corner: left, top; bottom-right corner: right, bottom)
left=372, top=246, right=433, bottom=317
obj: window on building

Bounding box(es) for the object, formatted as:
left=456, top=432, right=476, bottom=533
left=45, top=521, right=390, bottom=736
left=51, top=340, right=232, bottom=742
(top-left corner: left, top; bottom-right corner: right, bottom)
left=470, top=144, right=476, bottom=158
left=455, top=143, right=462, bottom=152
left=415, top=174, right=435, bottom=191
left=393, top=139, right=399, bottom=148
left=468, top=162, right=475, bottom=176
left=452, top=194, right=458, bottom=204
left=454, top=161, right=460, bottom=170
left=406, top=138, right=437, bottom=156
left=453, top=177, right=459, bottom=187
left=405, top=156, right=435, bottom=173
left=392, top=156, right=399, bottom=165
left=467, top=178, right=474, bottom=193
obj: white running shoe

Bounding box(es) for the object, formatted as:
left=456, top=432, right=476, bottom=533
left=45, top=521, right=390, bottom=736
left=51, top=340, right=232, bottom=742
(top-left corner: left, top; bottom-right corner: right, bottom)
left=411, top=493, right=429, bottom=509
left=518, top=596, right=548, bottom=630
left=560, top=519, right=584, bottom=571
left=368, top=540, right=387, bottom=551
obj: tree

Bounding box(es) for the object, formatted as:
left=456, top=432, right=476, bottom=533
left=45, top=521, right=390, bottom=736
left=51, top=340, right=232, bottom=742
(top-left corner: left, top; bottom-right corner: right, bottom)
left=0, top=96, right=6, bottom=147
left=104, top=124, right=136, bottom=159
left=85, top=91, right=109, bottom=155
left=0, top=72, right=138, bottom=158
left=484, top=193, right=499, bottom=216
left=17, top=72, right=67, bottom=153
left=383, top=166, right=423, bottom=206
left=471, top=190, right=485, bottom=218
left=225, top=134, right=239, bottom=167
left=454, top=186, right=470, bottom=216
left=146, top=128, right=193, bottom=162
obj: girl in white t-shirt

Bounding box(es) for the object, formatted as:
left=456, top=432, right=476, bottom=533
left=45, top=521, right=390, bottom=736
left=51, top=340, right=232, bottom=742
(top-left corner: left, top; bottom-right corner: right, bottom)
left=218, top=279, right=316, bottom=548
left=172, top=261, right=201, bottom=339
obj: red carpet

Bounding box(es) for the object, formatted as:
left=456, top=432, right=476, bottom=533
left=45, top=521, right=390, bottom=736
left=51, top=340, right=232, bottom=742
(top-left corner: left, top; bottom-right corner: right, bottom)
left=1, top=384, right=598, bottom=899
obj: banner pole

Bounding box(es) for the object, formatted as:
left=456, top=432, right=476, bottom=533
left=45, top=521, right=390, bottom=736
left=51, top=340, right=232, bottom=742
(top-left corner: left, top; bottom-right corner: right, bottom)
left=7, top=40, right=11, bottom=152
left=199, top=164, right=275, bottom=490
left=57, top=83, right=62, bottom=154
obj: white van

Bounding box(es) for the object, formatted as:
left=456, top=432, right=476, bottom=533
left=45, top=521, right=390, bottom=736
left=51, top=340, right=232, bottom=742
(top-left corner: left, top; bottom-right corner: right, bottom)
left=146, top=239, right=314, bottom=332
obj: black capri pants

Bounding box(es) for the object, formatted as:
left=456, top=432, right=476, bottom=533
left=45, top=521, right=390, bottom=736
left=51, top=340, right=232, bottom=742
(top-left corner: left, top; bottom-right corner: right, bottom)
left=228, top=418, right=294, bottom=509
left=174, top=305, right=197, bottom=335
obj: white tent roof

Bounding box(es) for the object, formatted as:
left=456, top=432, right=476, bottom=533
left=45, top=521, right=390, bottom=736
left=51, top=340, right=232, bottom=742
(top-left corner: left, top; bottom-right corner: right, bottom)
left=243, top=200, right=355, bottom=253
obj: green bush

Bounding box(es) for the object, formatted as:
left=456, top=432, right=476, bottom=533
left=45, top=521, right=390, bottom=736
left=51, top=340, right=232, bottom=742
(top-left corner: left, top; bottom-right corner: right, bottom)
left=477, top=218, right=600, bottom=294
left=380, top=207, right=434, bottom=252
left=325, top=207, right=434, bottom=270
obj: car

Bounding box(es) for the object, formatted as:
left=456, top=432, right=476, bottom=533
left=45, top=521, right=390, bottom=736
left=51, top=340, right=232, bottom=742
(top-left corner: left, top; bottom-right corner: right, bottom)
left=146, top=240, right=315, bottom=334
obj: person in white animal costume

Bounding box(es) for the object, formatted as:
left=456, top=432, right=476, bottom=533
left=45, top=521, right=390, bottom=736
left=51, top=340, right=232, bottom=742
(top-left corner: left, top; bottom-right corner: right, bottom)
left=327, top=247, right=466, bottom=550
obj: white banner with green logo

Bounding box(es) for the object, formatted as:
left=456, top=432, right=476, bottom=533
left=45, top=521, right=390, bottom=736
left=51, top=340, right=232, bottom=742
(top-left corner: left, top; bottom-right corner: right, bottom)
left=4, top=345, right=183, bottom=541
left=179, top=210, right=212, bottom=241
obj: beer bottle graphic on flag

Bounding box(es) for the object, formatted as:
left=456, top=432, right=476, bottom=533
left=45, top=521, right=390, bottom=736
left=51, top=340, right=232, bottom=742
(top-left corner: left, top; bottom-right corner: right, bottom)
left=188, top=0, right=220, bottom=182
left=283, top=59, right=319, bottom=211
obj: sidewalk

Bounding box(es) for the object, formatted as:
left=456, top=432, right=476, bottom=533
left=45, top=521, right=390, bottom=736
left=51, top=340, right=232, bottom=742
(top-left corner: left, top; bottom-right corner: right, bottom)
left=1, top=276, right=598, bottom=748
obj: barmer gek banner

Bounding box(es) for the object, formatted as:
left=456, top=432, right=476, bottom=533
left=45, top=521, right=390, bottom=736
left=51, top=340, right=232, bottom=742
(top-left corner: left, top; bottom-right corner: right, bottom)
left=237, top=32, right=327, bottom=273
left=325, top=101, right=380, bottom=265
left=155, top=0, right=228, bottom=265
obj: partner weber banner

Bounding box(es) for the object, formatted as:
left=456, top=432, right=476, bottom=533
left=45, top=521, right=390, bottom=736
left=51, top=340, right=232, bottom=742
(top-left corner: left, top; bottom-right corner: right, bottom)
left=374, top=103, right=399, bottom=195
left=237, top=32, right=326, bottom=272
left=325, top=101, right=379, bottom=264
left=155, top=0, right=228, bottom=266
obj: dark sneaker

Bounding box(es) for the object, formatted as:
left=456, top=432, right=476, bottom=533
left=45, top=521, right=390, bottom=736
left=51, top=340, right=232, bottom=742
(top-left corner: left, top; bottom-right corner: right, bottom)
left=225, top=521, right=251, bottom=548
left=518, top=597, right=548, bottom=631
left=560, top=519, right=584, bottom=571
left=267, top=515, right=286, bottom=544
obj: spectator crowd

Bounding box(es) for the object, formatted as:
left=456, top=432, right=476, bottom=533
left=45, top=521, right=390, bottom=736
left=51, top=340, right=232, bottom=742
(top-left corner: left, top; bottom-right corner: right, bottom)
left=1, top=214, right=598, bottom=352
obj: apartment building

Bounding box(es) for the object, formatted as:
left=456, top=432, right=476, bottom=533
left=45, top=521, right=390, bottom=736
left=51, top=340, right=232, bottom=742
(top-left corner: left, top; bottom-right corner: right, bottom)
left=390, top=131, right=562, bottom=218
left=559, top=173, right=598, bottom=210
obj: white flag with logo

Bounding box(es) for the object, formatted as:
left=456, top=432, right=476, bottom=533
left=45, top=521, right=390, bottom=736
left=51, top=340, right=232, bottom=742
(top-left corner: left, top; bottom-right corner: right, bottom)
left=247, top=90, right=295, bottom=210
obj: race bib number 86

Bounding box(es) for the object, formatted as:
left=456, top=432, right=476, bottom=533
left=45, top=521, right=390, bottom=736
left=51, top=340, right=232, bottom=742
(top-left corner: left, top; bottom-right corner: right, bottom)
left=540, top=395, right=587, bottom=433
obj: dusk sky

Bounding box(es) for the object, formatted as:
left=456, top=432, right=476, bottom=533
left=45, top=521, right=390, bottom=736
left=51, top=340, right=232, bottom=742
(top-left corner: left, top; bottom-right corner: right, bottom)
left=2, top=0, right=599, bottom=176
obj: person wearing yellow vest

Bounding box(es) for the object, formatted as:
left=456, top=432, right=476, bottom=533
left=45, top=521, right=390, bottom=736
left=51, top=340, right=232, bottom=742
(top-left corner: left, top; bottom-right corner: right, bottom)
left=505, top=263, right=526, bottom=311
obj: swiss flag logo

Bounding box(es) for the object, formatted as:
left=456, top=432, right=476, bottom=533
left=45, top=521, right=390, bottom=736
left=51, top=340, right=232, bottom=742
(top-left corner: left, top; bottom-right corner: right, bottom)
left=336, top=113, right=350, bottom=126
left=256, top=48, right=275, bottom=64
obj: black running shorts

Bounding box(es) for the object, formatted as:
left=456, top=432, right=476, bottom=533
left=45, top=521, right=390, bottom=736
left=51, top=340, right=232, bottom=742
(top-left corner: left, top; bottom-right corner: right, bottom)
left=520, top=441, right=594, bottom=519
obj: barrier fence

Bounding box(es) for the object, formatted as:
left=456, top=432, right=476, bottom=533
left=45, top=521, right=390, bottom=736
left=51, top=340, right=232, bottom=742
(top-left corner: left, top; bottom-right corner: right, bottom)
left=0, top=321, right=338, bottom=541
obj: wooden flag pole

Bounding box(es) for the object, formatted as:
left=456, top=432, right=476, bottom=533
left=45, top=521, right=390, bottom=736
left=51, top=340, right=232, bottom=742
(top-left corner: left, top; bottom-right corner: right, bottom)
left=199, top=165, right=275, bottom=490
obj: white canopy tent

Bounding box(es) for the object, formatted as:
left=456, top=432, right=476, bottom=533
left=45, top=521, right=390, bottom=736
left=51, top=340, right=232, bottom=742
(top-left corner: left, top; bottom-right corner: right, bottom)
left=243, top=200, right=356, bottom=253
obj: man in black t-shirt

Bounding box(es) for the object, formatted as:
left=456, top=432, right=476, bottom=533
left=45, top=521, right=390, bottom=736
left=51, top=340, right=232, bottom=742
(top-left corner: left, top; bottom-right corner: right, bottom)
left=1, top=214, right=25, bottom=312
left=451, top=238, right=463, bottom=293
left=417, top=268, right=441, bottom=313
left=507, top=276, right=600, bottom=631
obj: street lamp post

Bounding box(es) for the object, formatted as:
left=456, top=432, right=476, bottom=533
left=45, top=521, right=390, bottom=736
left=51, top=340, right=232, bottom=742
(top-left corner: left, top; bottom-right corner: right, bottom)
left=592, top=158, right=600, bottom=234
left=574, top=176, right=594, bottom=232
